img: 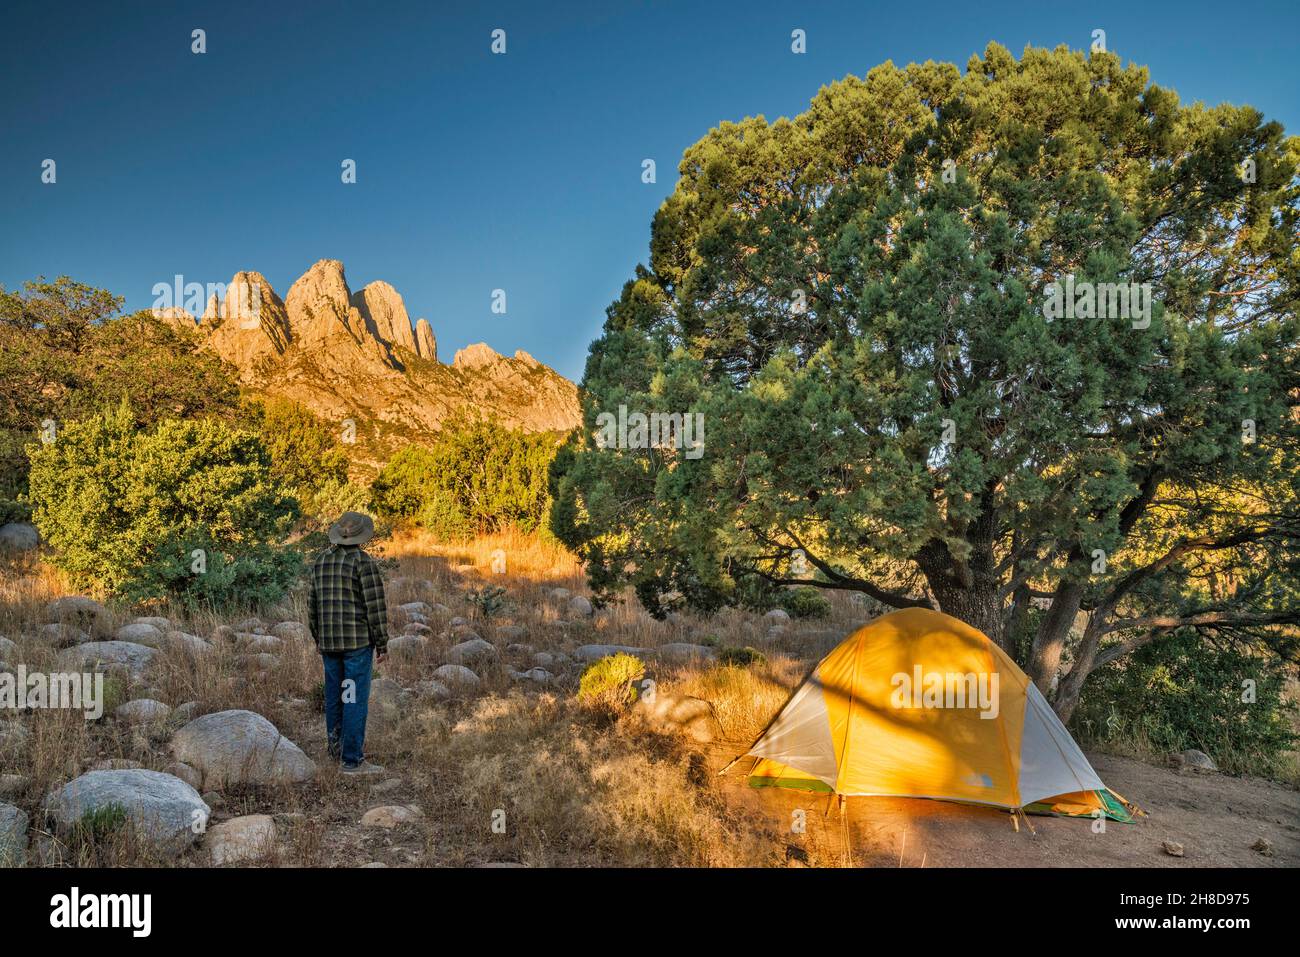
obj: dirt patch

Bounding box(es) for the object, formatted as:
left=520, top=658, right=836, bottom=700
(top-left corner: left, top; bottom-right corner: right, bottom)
left=710, top=747, right=1299, bottom=867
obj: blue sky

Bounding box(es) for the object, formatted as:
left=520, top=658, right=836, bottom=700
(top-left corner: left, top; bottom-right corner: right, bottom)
left=3, top=0, right=1297, bottom=381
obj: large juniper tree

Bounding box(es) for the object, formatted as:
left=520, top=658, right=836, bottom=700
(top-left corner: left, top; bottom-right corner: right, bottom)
left=553, top=43, right=1300, bottom=719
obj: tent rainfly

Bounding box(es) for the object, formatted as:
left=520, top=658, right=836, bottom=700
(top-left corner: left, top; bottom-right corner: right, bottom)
left=726, top=607, right=1137, bottom=822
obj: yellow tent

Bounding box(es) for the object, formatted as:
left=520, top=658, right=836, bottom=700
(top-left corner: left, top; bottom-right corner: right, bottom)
left=729, top=607, right=1136, bottom=821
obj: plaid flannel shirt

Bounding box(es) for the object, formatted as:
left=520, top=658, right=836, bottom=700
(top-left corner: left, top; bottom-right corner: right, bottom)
left=308, top=544, right=389, bottom=653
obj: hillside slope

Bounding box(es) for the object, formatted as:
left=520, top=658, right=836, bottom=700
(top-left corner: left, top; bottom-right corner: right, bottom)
left=159, top=260, right=580, bottom=467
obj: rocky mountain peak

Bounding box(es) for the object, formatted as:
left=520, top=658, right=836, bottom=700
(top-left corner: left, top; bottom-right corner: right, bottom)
left=190, top=259, right=580, bottom=465
left=414, top=318, right=437, bottom=362
left=351, top=280, right=417, bottom=356
left=284, top=259, right=359, bottom=349
left=452, top=342, right=501, bottom=370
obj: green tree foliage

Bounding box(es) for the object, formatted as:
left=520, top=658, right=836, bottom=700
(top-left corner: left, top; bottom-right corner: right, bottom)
left=239, top=397, right=365, bottom=522
left=372, top=421, right=559, bottom=537
left=1075, top=630, right=1297, bottom=776
left=0, top=278, right=240, bottom=518
left=552, top=43, right=1300, bottom=719
left=27, top=404, right=300, bottom=607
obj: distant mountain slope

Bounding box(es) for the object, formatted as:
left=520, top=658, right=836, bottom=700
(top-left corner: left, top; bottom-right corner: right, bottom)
left=158, top=259, right=580, bottom=469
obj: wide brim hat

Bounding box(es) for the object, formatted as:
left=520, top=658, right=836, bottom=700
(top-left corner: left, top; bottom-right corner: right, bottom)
left=328, top=511, right=375, bottom=546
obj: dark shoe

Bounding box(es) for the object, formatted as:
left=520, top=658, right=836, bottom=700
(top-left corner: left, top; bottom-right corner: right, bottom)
left=341, top=760, right=386, bottom=776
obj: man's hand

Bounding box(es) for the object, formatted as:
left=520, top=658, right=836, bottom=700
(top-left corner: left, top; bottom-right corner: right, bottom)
left=375, top=647, right=388, bottom=665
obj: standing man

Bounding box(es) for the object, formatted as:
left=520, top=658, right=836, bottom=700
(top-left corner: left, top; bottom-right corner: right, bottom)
left=309, top=511, right=389, bottom=775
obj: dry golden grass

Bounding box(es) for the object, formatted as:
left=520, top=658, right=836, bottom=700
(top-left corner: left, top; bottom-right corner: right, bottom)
left=0, top=526, right=884, bottom=867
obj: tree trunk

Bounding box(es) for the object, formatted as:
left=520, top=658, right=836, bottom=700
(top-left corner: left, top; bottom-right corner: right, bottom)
left=1050, top=615, right=1110, bottom=723
left=1025, top=579, right=1084, bottom=695
left=916, top=542, right=1009, bottom=652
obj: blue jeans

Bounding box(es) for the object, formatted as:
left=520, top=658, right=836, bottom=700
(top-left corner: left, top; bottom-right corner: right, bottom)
left=321, top=646, right=373, bottom=767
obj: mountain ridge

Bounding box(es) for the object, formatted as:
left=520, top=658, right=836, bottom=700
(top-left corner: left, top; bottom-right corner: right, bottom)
left=157, top=259, right=580, bottom=470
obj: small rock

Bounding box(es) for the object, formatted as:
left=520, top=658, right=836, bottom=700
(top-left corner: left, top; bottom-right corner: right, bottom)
left=271, top=621, right=308, bottom=641
left=0, top=521, right=39, bottom=552
left=1171, top=749, right=1218, bottom=773
left=234, top=653, right=279, bottom=672
left=764, top=609, right=791, bottom=624
left=172, top=701, right=201, bottom=722
left=162, top=761, right=203, bottom=790
left=433, top=664, right=480, bottom=686
left=0, top=637, right=15, bottom=659
left=59, top=641, right=158, bottom=679
left=0, top=773, right=28, bottom=799
left=568, top=595, right=594, bottom=618
left=414, top=679, right=452, bottom=700
left=1162, top=840, right=1185, bottom=858
left=43, top=769, right=210, bottom=858
left=207, top=814, right=277, bottom=865
left=91, top=758, right=144, bottom=771
left=45, top=596, right=105, bottom=628
left=132, top=616, right=172, bottom=631
left=1250, top=838, right=1274, bottom=857
left=497, top=625, right=528, bottom=642
left=402, top=622, right=433, bottom=637
left=533, top=651, right=556, bottom=668
left=398, top=602, right=431, bottom=616
left=237, top=633, right=283, bottom=654
left=370, top=778, right=403, bottom=795
left=386, top=635, right=425, bottom=659
left=510, top=668, right=553, bottom=684
left=0, top=802, right=29, bottom=866
left=114, top=699, right=172, bottom=725
left=39, top=622, right=90, bottom=645
left=234, top=617, right=266, bottom=634
left=360, top=804, right=423, bottom=828
left=116, top=622, right=164, bottom=644
left=166, top=632, right=213, bottom=657
left=550, top=588, right=571, bottom=601
left=447, top=637, right=497, bottom=666
left=171, top=710, right=316, bottom=788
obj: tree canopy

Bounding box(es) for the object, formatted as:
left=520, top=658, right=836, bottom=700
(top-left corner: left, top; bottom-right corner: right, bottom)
left=552, top=43, right=1300, bottom=718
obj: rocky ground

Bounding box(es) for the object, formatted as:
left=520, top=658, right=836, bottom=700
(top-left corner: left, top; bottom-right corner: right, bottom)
left=0, top=529, right=1295, bottom=868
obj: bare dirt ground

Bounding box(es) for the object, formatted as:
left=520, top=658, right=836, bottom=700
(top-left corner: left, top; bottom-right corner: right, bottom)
left=709, top=746, right=1299, bottom=868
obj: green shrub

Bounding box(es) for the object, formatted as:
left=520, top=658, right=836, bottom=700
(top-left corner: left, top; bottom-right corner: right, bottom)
left=241, top=397, right=354, bottom=522
left=74, top=803, right=128, bottom=843
left=372, top=422, right=559, bottom=537
left=577, top=653, right=646, bottom=710
left=465, top=585, right=507, bottom=620
left=121, top=527, right=305, bottom=612
left=1073, top=630, right=1298, bottom=777
left=779, top=587, right=831, bottom=619
left=718, top=646, right=767, bottom=667
left=27, top=404, right=300, bottom=607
